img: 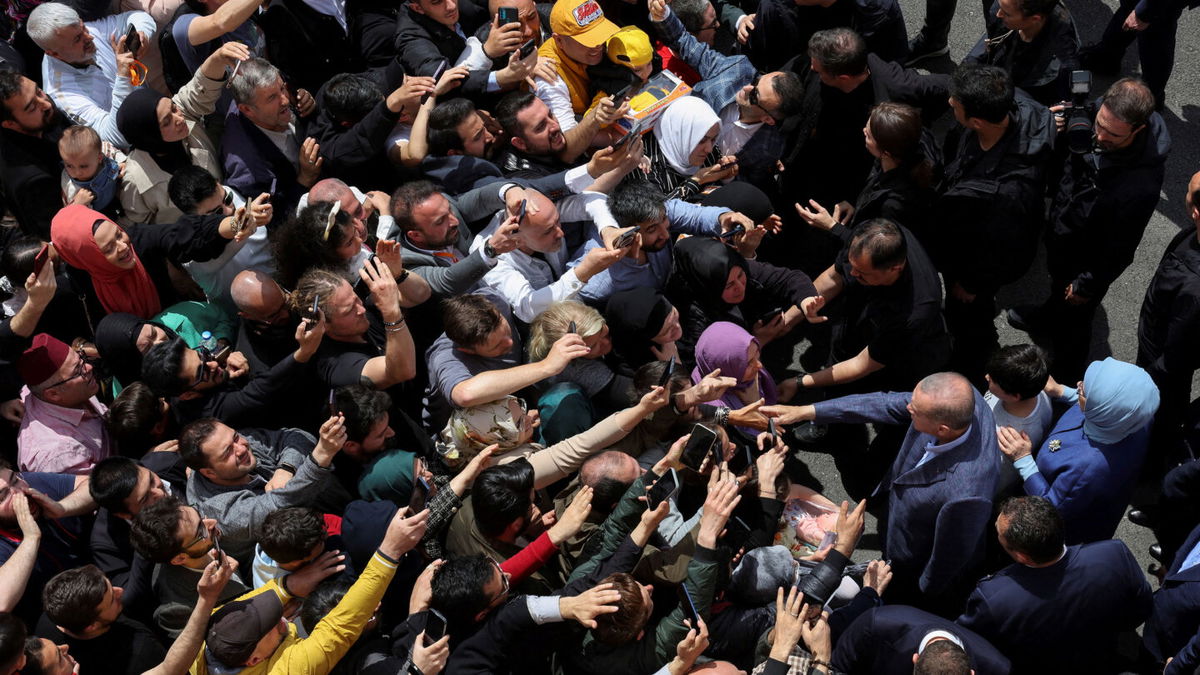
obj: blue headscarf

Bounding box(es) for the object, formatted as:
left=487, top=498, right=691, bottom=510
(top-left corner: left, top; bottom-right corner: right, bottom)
left=1081, top=357, right=1160, bottom=445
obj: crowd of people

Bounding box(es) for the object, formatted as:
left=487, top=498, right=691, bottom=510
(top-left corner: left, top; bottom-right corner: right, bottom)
left=0, top=0, right=1196, bottom=671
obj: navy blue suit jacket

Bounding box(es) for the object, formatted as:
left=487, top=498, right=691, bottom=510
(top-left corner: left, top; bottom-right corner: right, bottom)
left=957, top=539, right=1152, bottom=674
left=814, top=390, right=999, bottom=599
left=1146, top=523, right=1200, bottom=673
left=832, top=605, right=1011, bottom=675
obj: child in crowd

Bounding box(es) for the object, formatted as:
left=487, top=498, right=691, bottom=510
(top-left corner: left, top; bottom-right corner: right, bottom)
left=984, top=344, right=1055, bottom=494
left=58, top=125, right=122, bottom=213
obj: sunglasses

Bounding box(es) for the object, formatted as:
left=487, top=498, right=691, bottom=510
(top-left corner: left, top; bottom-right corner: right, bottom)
left=206, top=187, right=235, bottom=216
left=183, top=505, right=211, bottom=550
left=747, top=75, right=781, bottom=122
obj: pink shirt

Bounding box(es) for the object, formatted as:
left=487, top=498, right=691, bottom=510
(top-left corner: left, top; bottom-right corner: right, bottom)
left=17, top=387, right=112, bottom=476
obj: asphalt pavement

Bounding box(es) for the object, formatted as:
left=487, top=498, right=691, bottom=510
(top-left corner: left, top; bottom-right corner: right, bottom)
left=792, top=0, right=1200, bottom=595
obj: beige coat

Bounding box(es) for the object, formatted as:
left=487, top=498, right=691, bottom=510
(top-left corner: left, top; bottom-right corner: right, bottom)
left=118, top=71, right=224, bottom=226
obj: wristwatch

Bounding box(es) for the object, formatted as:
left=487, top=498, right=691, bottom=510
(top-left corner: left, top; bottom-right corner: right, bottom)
left=483, top=240, right=498, bottom=259
left=407, top=662, right=425, bottom=675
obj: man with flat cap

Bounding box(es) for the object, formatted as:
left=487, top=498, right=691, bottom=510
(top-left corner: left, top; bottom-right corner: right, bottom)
left=16, top=333, right=112, bottom=475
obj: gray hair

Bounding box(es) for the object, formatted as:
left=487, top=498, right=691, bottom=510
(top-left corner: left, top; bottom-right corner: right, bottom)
left=916, top=372, right=975, bottom=430
left=672, top=0, right=712, bottom=33
left=229, top=58, right=282, bottom=105
left=27, top=2, right=82, bottom=50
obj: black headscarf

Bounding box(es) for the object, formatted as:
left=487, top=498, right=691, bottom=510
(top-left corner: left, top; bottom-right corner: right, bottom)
left=668, top=236, right=750, bottom=313
left=605, top=289, right=674, bottom=371
left=94, top=312, right=173, bottom=386
left=701, top=182, right=774, bottom=226
left=116, top=88, right=192, bottom=174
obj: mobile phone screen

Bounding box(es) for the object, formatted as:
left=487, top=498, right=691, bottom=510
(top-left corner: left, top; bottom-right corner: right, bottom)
left=657, top=356, right=675, bottom=388
left=646, top=469, right=678, bottom=510
left=425, top=609, right=448, bottom=644
left=125, top=24, right=140, bottom=55
left=680, top=425, right=718, bottom=470
left=679, top=584, right=700, bottom=628
left=409, top=476, right=431, bottom=515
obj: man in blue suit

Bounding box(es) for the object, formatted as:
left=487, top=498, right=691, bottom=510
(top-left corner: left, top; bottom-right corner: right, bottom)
left=1145, top=521, right=1200, bottom=673
left=957, top=496, right=1152, bottom=674
left=764, top=372, right=998, bottom=614
left=832, top=604, right=1011, bottom=675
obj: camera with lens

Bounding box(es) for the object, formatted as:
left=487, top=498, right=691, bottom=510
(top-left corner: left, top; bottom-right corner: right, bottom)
left=1058, top=70, right=1094, bottom=154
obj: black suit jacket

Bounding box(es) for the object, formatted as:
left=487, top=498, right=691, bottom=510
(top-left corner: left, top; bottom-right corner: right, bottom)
left=833, top=605, right=1011, bottom=675
left=1146, top=523, right=1200, bottom=671
left=394, top=0, right=488, bottom=77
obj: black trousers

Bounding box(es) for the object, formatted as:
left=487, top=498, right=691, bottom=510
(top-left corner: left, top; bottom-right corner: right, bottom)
left=1090, top=0, right=1188, bottom=106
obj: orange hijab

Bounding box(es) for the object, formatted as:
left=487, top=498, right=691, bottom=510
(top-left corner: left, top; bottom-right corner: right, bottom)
left=51, top=205, right=162, bottom=319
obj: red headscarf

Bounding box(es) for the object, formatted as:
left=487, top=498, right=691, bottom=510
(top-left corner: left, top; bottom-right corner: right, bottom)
left=51, top=205, right=162, bottom=318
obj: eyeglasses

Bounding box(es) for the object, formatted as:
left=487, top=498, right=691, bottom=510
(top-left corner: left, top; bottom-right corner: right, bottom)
left=747, top=75, right=782, bottom=122
left=697, top=17, right=720, bottom=31
left=42, top=358, right=87, bottom=390
left=192, top=347, right=214, bottom=387
left=489, top=557, right=510, bottom=602
left=183, top=505, right=210, bottom=551
left=206, top=187, right=235, bottom=216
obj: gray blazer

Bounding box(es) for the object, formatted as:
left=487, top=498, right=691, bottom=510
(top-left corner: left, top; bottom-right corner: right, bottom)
left=397, top=182, right=509, bottom=298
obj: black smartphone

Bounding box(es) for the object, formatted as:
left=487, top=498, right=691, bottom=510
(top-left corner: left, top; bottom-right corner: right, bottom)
left=211, top=532, right=225, bottom=565
left=727, top=446, right=753, bottom=475
left=327, top=390, right=337, bottom=417
left=421, top=60, right=447, bottom=104
left=33, top=244, right=50, bottom=276
left=718, top=224, right=746, bottom=240
left=657, top=356, right=675, bottom=388
left=613, top=225, right=640, bottom=249
left=646, top=468, right=679, bottom=510
left=567, top=320, right=577, bottom=335
left=424, top=608, right=448, bottom=645
left=309, top=294, right=320, bottom=322
left=680, top=424, right=718, bottom=470
left=611, top=118, right=643, bottom=150
left=768, top=418, right=778, bottom=445
left=760, top=306, right=784, bottom=326
left=679, top=584, right=701, bottom=628
left=516, top=198, right=527, bottom=228
left=409, top=476, right=432, bottom=515
left=124, top=24, right=140, bottom=56
left=518, top=38, right=537, bottom=58
left=725, top=515, right=753, bottom=540
left=497, top=6, right=519, bottom=24
left=610, top=81, right=634, bottom=103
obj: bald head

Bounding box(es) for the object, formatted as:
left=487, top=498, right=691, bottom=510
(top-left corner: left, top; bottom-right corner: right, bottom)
left=915, top=372, right=975, bottom=431
left=231, top=270, right=286, bottom=319
left=309, top=178, right=351, bottom=203
left=579, top=451, right=641, bottom=513
left=1188, top=170, right=1200, bottom=227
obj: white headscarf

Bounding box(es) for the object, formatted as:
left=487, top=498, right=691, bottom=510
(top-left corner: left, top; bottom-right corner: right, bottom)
left=653, top=95, right=721, bottom=176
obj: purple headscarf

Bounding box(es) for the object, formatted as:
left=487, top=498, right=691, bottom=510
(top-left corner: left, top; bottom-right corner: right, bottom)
left=691, top=322, right=778, bottom=414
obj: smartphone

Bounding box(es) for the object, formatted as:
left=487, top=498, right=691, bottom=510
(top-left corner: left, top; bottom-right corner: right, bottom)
left=327, top=390, right=338, bottom=417
left=680, top=424, right=718, bottom=470
left=768, top=418, right=778, bottom=445
left=226, top=59, right=243, bottom=88
left=717, top=224, right=746, bottom=240
left=646, top=468, right=679, bottom=510
left=760, top=306, right=784, bottom=326
left=211, top=343, right=232, bottom=365
left=613, top=225, right=640, bottom=249
left=657, top=356, right=675, bottom=388
left=611, top=118, right=643, bottom=150
left=211, top=532, right=225, bottom=565
left=421, top=60, right=447, bottom=104
left=516, top=198, right=527, bottom=227
left=424, top=608, right=448, bottom=645
left=518, top=38, right=537, bottom=58
left=725, top=515, right=753, bottom=540
left=727, top=446, right=754, bottom=475
left=610, top=81, right=634, bottom=103
left=679, top=584, right=701, bottom=628
left=497, top=6, right=519, bottom=24
left=309, top=294, right=321, bottom=322
left=124, top=24, right=140, bottom=56
left=33, top=244, right=50, bottom=276
left=409, top=476, right=432, bottom=515
left=568, top=320, right=577, bottom=335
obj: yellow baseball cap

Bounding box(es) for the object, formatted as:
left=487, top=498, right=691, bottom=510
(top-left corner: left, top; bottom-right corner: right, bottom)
left=550, top=0, right=620, bottom=48
left=606, top=26, right=652, bottom=68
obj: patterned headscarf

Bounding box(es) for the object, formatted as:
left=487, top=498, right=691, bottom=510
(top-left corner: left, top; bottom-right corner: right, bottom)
left=434, top=397, right=531, bottom=470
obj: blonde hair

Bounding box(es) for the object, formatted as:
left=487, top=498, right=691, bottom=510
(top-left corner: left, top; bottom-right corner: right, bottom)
left=527, top=301, right=605, bottom=362
left=290, top=267, right=350, bottom=318
left=58, top=125, right=101, bottom=157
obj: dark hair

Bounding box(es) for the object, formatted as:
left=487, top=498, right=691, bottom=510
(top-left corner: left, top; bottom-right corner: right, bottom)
left=1102, top=77, right=1155, bottom=129
left=849, top=219, right=907, bottom=270
left=42, top=565, right=108, bottom=633
left=89, top=456, right=141, bottom=513
left=106, top=381, right=166, bottom=451
left=592, top=573, right=651, bottom=645
left=431, top=554, right=496, bottom=627
left=950, top=64, right=1013, bottom=124
left=22, top=636, right=52, bottom=675
left=473, top=460, right=535, bottom=538
left=609, top=182, right=666, bottom=230
left=261, top=507, right=325, bottom=563
left=998, top=496, right=1064, bottom=564
left=986, top=344, right=1049, bottom=400
left=672, top=0, right=712, bottom=33
left=0, top=613, right=26, bottom=673
left=632, top=359, right=690, bottom=400
left=0, top=70, right=25, bottom=123
left=178, top=417, right=221, bottom=471
left=299, top=576, right=354, bottom=634
left=167, top=165, right=221, bottom=215
left=272, top=201, right=355, bottom=291
left=868, top=102, right=934, bottom=188
left=324, top=73, right=383, bottom=124
left=390, top=180, right=444, bottom=235
left=441, top=294, right=504, bottom=348
left=428, top=98, right=478, bottom=156
left=914, top=638, right=971, bottom=675
left=141, top=337, right=189, bottom=397
left=1015, top=0, right=1057, bottom=17
left=807, top=28, right=868, bottom=77
left=495, top=91, right=538, bottom=139
left=0, top=235, right=43, bottom=283
left=769, top=71, right=807, bottom=119
left=129, top=494, right=187, bottom=563
left=336, top=384, right=392, bottom=443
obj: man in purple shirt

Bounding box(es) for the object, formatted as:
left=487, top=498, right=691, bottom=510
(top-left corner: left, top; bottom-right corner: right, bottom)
left=16, top=334, right=112, bottom=475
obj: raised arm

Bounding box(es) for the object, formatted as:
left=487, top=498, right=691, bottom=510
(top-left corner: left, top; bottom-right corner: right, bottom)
left=186, top=0, right=261, bottom=45
left=140, top=556, right=238, bottom=675
left=358, top=258, right=417, bottom=387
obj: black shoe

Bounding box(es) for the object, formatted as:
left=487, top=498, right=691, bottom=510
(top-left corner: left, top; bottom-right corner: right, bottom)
left=1005, top=306, right=1046, bottom=333
left=1150, top=544, right=1165, bottom=563
left=1128, top=508, right=1155, bottom=528
left=904, top=33, right=949, bottom=66
left=1079, top=43, right=1123, bottom=76
left=1149, top=562, right=1166, bottom=580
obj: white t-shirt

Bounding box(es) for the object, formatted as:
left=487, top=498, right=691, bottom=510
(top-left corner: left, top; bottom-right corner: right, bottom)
left=717, top=101, right=762, bottom=157
left=985, top=390, right=1054, bottom=495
